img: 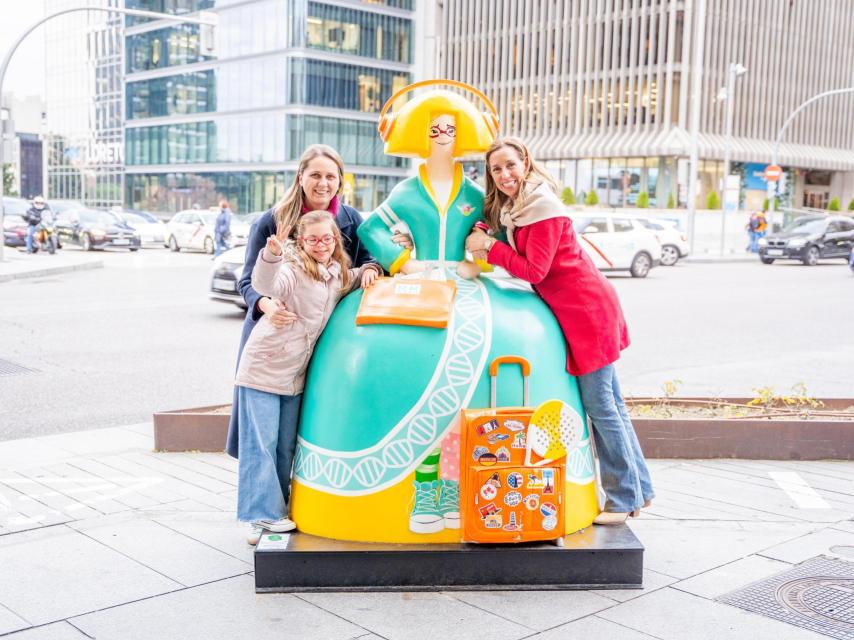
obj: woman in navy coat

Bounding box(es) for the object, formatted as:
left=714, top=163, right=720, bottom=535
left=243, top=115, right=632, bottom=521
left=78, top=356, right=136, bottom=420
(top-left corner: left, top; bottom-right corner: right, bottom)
left=226, top=144, right=374, bottom=458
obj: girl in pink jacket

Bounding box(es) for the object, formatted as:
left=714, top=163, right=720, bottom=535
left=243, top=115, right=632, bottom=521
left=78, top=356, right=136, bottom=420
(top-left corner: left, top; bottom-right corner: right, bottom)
left=235, top=210, right=380, bottom=544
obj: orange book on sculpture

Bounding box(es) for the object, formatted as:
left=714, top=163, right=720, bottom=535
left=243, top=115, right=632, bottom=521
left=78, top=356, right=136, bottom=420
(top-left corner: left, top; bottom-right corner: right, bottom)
left=460, top=356, right=566, bottom=544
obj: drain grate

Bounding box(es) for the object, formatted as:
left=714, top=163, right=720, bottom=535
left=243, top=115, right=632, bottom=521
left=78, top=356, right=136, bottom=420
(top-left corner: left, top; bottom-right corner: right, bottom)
left=718, top=555, right=854, bottom=640
left=0, top=358, right=36, bottom=377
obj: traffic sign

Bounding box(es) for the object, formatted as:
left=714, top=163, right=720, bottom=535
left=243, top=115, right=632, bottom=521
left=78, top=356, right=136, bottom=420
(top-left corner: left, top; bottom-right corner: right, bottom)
left=765, top=164, right=782, bottom=181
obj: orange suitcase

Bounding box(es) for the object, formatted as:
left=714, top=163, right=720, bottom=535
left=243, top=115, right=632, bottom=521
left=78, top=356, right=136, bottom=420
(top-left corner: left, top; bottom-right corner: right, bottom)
left=460, top=356, right=566, bottom=544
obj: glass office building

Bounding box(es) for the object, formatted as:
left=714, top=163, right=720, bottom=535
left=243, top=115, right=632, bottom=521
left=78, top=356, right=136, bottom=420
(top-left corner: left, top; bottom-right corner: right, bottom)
left=44, top=0, right=124, bottom=208
left=124, top=0, right=414, bottom=214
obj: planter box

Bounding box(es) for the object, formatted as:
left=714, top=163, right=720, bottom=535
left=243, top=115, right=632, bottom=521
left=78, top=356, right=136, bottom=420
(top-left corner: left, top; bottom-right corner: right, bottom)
left=630, top=397, right=854, bottom=460
left=153, top=405, right=230, bottom=452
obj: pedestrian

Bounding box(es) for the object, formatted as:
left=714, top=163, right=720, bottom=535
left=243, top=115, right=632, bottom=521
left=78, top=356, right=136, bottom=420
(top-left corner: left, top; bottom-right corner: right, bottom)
left=234, top=210, right=380, bottom=545
left=214, top=200, right=232, bottom=257
left=746, top=211, right=761, bottom=252
left=24, top=196, right=47, bottom=254
left=465, top=137, right=654, bottom=525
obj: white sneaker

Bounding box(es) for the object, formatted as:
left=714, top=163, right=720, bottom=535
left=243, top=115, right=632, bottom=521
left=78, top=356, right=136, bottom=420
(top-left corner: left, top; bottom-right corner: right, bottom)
left=246, top=523, right=263, bottom=545
left=256, top=517, right=297, bottom=533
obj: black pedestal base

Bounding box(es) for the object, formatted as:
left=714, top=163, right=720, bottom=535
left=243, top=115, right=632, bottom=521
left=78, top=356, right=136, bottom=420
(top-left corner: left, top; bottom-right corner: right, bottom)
left=254, top=525, right=643, bottom=592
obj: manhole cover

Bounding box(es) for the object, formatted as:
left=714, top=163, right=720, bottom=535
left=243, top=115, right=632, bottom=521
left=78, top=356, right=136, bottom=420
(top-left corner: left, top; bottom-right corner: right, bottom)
left=719, top=555, right=854, bottom=640
left=0, top=358, right=35, bottom=377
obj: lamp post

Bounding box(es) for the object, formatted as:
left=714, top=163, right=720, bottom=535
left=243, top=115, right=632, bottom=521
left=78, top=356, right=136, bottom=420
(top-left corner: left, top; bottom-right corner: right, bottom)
left=686, top=0, right=708, bottom=253
left=718, top=62, right=747, bottom=256
left=768, top=87, right=854, bottom=233
left=0, top=6, right=217, bottom=262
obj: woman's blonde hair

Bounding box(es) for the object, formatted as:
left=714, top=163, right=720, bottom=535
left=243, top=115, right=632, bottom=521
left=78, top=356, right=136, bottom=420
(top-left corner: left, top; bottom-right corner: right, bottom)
left=292, top=210, right=352, bottom=293
left=482, top=137, right=559, bottom=233
left=384, top=90, right=495, bottom=159
left=273, top=144, right=344, bottom=234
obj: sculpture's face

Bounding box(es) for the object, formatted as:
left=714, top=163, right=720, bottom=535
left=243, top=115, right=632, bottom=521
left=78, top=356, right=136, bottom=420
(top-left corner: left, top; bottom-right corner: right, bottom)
left=428, top=114, right=456, bottom=157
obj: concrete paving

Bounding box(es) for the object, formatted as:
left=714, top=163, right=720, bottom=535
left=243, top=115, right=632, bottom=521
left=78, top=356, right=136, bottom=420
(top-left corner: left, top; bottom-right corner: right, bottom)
left=0, top=250, right=103, bottom=283
left=1, top=424, right=851, bottom=639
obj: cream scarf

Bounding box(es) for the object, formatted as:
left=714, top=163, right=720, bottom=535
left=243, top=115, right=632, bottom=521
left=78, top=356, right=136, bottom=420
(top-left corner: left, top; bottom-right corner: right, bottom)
left=498, top=180, right=573, bottom=250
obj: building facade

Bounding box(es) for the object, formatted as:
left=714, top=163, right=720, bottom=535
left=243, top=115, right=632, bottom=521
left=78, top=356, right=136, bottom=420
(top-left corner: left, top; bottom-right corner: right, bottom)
left=44, top=0, right=125, bottom=208
left=437, top=0, right=854, bottom=210
left=124, top=0, right=414, bottom=214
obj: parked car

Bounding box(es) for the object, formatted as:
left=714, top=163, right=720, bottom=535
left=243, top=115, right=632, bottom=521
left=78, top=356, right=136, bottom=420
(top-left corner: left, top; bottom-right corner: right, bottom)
left=165, top=209, right=249, bottom=253
left=111, top=208, right=168, bottom=247
left=55, top=208, right=141, bottom=251
left=3, top=197, right=31, bottom=247
left=209, top=245, right=247, bottom=309
left=758, top=214, right=854, bottom=265
left=48, top=199, right=86, bottom=216
left=635, top=217, right=690, bottom=266
left=571, top=214, right=662, bottom=277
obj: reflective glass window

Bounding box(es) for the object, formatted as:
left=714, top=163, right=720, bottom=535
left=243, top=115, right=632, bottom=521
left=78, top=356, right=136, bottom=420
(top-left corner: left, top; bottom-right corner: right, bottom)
left=306, top=2, right=412, bottom=63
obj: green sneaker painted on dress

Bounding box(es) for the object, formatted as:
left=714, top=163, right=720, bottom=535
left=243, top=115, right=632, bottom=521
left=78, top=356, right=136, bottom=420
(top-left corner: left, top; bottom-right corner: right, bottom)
left=438, top=479, right=460, bottom=529
left=409, top=480, right=444, bottom=534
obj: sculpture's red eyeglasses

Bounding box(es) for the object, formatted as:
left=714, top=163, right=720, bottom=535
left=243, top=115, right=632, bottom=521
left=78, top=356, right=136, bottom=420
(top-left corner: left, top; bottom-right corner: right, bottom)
left=429, top=125, right=456, bottom=138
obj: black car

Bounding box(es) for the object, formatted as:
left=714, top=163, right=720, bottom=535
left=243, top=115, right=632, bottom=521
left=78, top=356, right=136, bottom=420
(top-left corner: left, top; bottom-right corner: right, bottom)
left=759, top=215, right=854, bottom=265
left=2, top=197, right=31, bottom=247
left=55, top=208, right=141, bottom=251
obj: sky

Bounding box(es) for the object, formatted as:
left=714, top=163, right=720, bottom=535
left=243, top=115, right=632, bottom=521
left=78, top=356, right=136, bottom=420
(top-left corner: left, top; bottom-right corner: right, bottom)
left=0, top=1, right=47, bottom=102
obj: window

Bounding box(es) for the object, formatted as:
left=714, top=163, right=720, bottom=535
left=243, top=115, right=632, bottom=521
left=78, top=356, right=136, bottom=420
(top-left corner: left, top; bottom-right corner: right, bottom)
left=584, top=218, right=609, bottom=233
left=613, top=219, right=634, bottom=233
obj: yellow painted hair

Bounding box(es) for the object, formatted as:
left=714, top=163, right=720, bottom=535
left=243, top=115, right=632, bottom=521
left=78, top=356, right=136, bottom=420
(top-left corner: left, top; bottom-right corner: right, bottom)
left=383, top=90, right=496, bottom=159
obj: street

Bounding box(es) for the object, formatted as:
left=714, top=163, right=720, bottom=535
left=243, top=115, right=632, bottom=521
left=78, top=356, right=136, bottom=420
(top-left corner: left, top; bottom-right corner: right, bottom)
left=1, top=248, right=852, bottom=441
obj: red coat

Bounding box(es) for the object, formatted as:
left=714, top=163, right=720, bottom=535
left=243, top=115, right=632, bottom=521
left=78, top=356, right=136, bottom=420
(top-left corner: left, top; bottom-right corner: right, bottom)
left=487, top=217, right=630, bottom=376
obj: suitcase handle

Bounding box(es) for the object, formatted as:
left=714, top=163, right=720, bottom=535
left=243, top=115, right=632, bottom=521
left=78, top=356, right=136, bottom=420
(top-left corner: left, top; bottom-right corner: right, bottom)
left=489, top=356, right=530, bottom=408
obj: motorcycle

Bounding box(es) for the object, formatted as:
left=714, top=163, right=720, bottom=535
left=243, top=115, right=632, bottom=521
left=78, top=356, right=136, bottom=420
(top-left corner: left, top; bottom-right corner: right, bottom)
left=35, top=223, right=58, bottom=255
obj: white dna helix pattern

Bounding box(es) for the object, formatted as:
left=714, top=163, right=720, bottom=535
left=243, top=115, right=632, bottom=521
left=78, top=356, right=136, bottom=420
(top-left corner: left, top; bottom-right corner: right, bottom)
left=293, top=271, right=491, bottom=495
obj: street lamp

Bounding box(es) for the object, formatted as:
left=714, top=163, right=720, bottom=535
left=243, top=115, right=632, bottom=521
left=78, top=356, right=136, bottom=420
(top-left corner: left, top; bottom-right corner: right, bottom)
left=0, top=6, right=218, bottom=262
left=718, top=62, right=747, bottom=256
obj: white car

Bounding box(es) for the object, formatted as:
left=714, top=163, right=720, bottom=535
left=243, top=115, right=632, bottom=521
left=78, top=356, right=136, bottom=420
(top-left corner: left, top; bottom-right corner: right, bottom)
left=635, top=217, right=690, bottom=266
left=210, top=245, right=248, bottom=309
left=571, top=214, right=662, bottom=277
left=165, top=210, right=249, bottom=253
left=111, top=209, right=168, bottom=247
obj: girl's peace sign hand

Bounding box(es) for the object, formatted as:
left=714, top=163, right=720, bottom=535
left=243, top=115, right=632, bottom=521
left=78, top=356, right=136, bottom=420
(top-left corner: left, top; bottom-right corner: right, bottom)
left=265, top=224, right=291, bottom=257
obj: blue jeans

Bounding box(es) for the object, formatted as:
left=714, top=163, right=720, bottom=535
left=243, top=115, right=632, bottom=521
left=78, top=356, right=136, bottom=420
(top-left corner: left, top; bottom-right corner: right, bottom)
left=577, top=364, right=654, bottom=513
left=26, top=225, right=37, bottom=253
left=236, top=386, right=302, bottom=522
left=214, top=234, right=229, bottom=257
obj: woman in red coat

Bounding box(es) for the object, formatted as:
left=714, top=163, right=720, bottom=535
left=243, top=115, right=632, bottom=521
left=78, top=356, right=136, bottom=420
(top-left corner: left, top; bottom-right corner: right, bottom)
left=466, top=137, right=653, bottom=524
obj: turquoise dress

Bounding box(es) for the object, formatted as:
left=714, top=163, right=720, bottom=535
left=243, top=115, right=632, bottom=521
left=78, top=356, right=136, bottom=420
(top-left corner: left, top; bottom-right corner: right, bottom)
left=290, top=164, right=595, bottom=542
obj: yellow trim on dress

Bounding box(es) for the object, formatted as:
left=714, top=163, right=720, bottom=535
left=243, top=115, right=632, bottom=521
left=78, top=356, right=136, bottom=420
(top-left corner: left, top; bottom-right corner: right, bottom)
left=418, top=163, right=463, bottom=216
left=388, top=248, right=412, bottom=275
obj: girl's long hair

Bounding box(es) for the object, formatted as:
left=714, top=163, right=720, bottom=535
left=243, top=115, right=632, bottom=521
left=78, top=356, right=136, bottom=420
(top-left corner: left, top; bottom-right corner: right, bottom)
left=482, top=137, right=559, bottom=233
left=292, top=210, right=352, bottom=293
left=273, top=144, right=344, bottom=235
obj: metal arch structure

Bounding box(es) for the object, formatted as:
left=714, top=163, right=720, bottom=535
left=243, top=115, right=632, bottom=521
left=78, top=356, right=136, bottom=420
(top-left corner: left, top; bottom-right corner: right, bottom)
left=0, top=6, right=217, bottom=262
left=768, top=87, right=854, bottom=231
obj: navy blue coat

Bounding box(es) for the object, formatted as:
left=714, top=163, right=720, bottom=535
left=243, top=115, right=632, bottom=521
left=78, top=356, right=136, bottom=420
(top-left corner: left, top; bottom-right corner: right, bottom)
left=225, top=203, right=374, bottom=458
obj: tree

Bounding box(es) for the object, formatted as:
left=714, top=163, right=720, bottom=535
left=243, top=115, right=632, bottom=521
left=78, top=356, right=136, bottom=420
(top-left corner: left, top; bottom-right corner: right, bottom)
left=705, top=191, right=721, bottom=210
left=636, top=191, right=649, bottom=208
left=762, top=197, right=779, bottom=211
left=666, top=192, right=676, bottom=209
left=585, top=190, right=599, bottom=206
left=827, top=197, right=841, bottom=211
left=2, top=164, right=17, bottom=197
left=561, top=187, right=576, bottom=205
left=847, top=197, right=854, bottom=211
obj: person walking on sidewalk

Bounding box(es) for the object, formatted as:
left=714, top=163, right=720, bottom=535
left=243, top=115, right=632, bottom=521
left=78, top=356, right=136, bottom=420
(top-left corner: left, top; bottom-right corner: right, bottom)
left=465, top=137, right=654, bottom=525
left=214, top=200, right=232, bottom=257
left=234, top=211, right=380, bottom=545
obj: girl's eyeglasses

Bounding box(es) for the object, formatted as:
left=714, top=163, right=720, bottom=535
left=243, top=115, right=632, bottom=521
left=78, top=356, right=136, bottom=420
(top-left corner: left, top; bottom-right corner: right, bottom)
left=301, top=234, right=335, bottom=246
left=429, top=125, right=456, bottom=138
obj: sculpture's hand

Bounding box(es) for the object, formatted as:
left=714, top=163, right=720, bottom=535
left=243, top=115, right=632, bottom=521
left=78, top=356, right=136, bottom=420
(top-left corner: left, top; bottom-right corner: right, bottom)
left=456, top=260, right=482, bottom=280
left=399, top=259, right=426, bottom=275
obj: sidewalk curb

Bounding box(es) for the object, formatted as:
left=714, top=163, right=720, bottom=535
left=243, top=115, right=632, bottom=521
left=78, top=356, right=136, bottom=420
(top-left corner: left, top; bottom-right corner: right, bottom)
left=0, top=257, right=104, bottom=283
left=684, top=256, right=759, bottom=264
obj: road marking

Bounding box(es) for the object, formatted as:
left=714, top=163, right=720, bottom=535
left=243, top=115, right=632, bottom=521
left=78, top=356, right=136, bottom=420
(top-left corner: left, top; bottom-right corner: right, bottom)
left=769, top=471, right=831, bottom=509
